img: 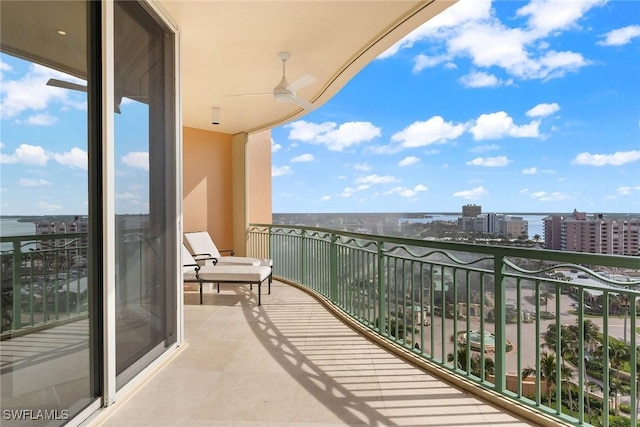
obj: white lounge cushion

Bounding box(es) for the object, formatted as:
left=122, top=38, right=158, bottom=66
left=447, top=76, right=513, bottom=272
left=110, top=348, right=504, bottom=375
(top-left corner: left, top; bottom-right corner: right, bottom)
left=192, top=265, right=271, bottom=283
left=215, top=257, right=272, bottom=267
left=184, top=231, right=273, bottom=267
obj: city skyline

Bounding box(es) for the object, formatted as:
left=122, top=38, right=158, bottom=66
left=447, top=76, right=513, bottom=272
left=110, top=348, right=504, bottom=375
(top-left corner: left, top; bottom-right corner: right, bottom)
left=271, top=0, right=640, bottom=214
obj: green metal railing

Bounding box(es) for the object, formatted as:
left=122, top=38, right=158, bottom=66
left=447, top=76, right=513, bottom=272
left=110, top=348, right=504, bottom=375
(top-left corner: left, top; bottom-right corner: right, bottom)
left=249, top=223, right=640, bottom=427
left=1, top=233, right=89, bottom=335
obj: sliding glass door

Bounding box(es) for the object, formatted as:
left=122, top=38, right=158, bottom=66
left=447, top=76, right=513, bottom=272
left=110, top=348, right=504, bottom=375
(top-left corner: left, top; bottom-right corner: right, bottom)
left=0, top=1, right=99, bottom=424
left=1, top=0, right=179, bottom=423
left=113, top=0, right=177, bottom=388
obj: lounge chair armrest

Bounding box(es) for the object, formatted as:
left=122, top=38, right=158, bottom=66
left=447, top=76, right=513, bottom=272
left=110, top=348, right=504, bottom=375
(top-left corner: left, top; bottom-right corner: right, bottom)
left=219, top=249, right=235, bottom=256
left=193, top=253, right=219, bottom=265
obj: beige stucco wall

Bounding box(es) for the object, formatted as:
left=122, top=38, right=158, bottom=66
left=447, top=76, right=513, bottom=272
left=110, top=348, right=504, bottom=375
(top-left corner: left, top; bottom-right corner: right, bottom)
left=182, top=126, right=234, bottom=251
left=183, top=126, right=272, bottom=255
left=247, top=129, right=272, bottom=225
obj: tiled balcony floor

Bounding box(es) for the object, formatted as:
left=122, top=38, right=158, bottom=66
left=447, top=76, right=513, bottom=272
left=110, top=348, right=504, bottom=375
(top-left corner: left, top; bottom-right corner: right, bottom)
left=95, top=280, right=537, bottom=426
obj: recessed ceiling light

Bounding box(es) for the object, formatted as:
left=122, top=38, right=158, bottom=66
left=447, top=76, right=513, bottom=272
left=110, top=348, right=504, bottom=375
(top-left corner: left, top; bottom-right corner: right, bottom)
left=58, top=30, right=67, bottom=36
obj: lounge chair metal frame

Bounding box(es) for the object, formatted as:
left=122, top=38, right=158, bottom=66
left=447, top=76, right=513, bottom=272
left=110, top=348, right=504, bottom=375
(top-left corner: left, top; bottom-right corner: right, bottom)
left=183, top=250, right=272, bottom=305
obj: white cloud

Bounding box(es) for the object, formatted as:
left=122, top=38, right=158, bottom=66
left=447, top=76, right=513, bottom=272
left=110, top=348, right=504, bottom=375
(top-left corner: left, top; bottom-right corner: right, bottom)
left=516, top=0, right=605, bottom=37
left=459, top=71, right=501, bottom=88
left=378, top=0, right=493, bottom=59
left=272, top=165, right=292, bottom=177
left=286, top=120, right=381, bottom=151
left=271, top=139, right=281, bottom=153
left=598, top=25, right=640, bottom=46
left=121, top=152, right=149, bottom=171
left=413, top=54, right=448, bottom=73
left=291, top=153, right=314, bottom=163
left=522, top=167, right=537, bottom=175
left=385, top=184, right=428, bottom=197
left=354, top=163, right=371, bottom=171
left=395, top=0, right=601, bottom=82
left=341, top=185, right=370, bottom=198
left=470, top=111, right=540, bottom=140
left=19, top=178, right=52, bottom=187
left=572, top=150, right=640, bottom=166
left=466, top=156, right=510, bottom=167
left=398, top=156, right=421, bottom=167
left=320, top=195, right=331, bottom=201
left=391, top=116, right=466, bottom=148
left=469, top=144, right=500, bottom=153
left=617, top=186, right=640, bottom=196
left=355, top=174, right=398, bottom=185
left=530, top=191, right=570, bottom=202
left=453, top=185, right=488, bottom=199
left=526, top=102, right=560, bottom=117
left=24, top=113, right=57, bottom=126
left=53, top=148, right=87, bottom=170
left=0, top=63, right=85, bottom=119
left=115, top=192, right=140, bottom=200
left=0, top=143, right=48, bottom=165
left=38, top=201, right=62, bottom=211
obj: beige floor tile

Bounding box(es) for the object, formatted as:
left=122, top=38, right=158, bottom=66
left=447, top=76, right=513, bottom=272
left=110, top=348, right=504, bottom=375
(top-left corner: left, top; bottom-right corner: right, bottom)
left=93, top=281, right=537, bottom=427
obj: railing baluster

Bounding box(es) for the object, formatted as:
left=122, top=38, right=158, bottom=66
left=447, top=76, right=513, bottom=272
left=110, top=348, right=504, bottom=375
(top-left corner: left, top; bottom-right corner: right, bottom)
left=494, top=254, right=505, bottom=393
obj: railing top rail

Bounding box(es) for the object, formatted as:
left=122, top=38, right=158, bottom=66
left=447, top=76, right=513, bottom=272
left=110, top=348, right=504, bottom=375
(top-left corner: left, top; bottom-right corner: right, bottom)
left=250, top=223, right=640, bottom=269
left=0, top=232, right=87, bottom=243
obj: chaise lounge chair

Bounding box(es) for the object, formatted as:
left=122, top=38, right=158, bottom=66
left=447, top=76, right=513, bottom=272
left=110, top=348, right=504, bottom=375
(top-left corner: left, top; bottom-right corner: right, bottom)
left=184, top=231, right=273, bottom=268
left=182, top=245, right=272, bottom=305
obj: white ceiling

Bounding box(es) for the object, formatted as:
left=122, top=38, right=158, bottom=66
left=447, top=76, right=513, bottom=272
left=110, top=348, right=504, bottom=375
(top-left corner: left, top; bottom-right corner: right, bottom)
left=157, top=0, right=456, bottom=135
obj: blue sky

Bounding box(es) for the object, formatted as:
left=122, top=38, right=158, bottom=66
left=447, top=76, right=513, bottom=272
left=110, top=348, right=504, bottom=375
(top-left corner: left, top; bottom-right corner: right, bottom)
left=0, top=0, right=639, bottom=217
left=271, top=0, right=640, bottom=214
left=0, top=55, right=150, bottom=216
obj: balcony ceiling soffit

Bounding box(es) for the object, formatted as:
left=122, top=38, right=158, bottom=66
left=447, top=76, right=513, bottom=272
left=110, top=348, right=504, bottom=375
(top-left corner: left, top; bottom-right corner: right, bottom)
left=159, top=0, right=455, bottom=135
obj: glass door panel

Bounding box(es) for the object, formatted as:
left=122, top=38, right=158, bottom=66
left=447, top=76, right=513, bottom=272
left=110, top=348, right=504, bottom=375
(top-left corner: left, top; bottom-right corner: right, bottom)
left=0, top=1, right=98, bottom=425
left=113, top=0, right=176, bottom=388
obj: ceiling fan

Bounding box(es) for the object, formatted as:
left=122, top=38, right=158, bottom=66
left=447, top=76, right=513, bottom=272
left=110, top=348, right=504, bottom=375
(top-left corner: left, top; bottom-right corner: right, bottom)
left=228, top=51, right=318, bottom=111
left=46, top=78, right=146, bottom=114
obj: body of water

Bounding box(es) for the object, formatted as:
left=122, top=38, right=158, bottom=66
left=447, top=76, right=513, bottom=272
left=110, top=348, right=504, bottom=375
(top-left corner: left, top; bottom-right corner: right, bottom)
left=0, top=218, right=36, bottom=237
left=1, top=218, right=37, bottom=251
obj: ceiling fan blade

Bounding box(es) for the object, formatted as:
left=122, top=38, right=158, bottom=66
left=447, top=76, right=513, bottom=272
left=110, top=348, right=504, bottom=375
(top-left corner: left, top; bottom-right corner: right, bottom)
left=286, top=74, right=317, bottom=92
left=291, top=95, right=316, bottom=111
left=46, top=78, right=87, bottom=92
left=225, top=92, right=272, bottom=98
left=47, top=78, right=124, bottom=114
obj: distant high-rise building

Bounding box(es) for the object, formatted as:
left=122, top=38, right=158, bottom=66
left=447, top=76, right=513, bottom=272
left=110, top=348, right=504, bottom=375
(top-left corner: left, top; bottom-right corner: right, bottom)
left=462, top=204, right=481, bottom=218
left=544, top=209, right=640, bottom=255
left=457, top=212, right=528, bottom=238
left=499, top=216, right=528, bottom=238
left=35, top=216, right=88, bottom=258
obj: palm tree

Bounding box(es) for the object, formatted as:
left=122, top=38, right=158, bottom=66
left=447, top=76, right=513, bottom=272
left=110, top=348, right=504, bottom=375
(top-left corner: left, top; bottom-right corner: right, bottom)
left=522, top=352, right=558, bottom=407
left=560, top=339, right=578, bottom=417
left=447, top=344, right=495, bottom=378
left=585, top=381, right=603, bottom=424
left=540, top=289, right=554, bottom=313
left=607, top=340, right=630, bottom=381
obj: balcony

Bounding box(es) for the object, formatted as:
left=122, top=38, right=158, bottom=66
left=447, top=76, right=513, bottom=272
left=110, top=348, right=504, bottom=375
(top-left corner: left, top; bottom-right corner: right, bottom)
left=2, top=226, right=639, bottom=426
left=92, top=279, right=535, bottom=426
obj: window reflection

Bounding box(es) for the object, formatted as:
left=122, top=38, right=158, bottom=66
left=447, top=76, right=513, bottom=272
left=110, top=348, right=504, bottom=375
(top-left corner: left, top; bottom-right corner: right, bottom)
left=0, top=1, right=95, bottom=424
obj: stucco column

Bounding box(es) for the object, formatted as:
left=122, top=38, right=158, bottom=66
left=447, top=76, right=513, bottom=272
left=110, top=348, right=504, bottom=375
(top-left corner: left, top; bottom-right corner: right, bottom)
left=231, top=132, right=248, bottom=256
